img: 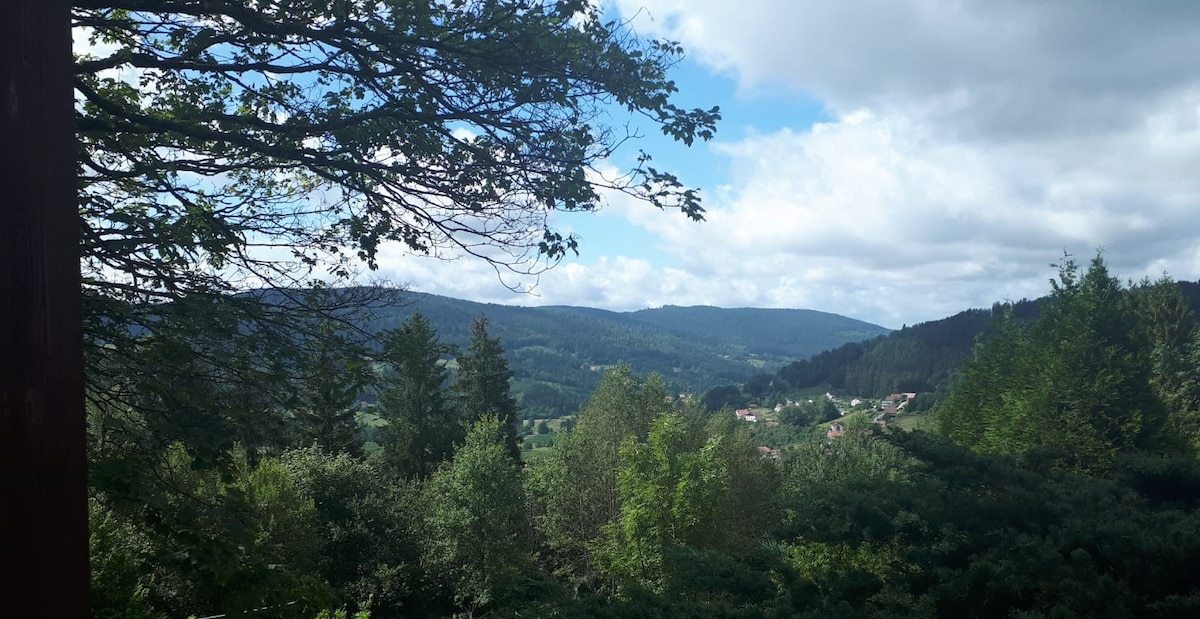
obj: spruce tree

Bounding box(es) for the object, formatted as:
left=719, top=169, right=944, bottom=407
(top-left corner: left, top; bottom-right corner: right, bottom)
left=292, top=321, right=372, bottom=455
left=937, top=254, right=1165, bottom=472
left=455, top=316, right=520, bottom=459
left=377, top=312, right=460, bottom=478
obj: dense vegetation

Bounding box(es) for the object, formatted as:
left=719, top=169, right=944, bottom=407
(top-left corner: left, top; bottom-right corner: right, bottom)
left=741, top=280, right=1200, bottom=406
left=365, top=293, right=889, bottom=417
left=91, top=255, right=1200, bottom=618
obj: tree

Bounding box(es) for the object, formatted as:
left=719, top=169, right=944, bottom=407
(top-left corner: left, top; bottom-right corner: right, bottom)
left=73, top=0, right=717, bottom=309
left=455, top=316, right=520, bottom=458
left=701, top=384, right=746, bottom=412
left=1132, top=276, right=1200, bottom=451
left=71, top=0, right=720, bottom=434
left=422, top=416, right=533, bottom=616
left=291, top=320, right=373, bottom=455
left=281, top=447, right=425, bottom=616
left=779, top=399, right=840, bottom=427
left=377, top=312, right=460, bottom=479
left=527, top=365, right=670, bottom=584
left=594, top=411, right=730, bottom=591
left=70, top=1, right=718, bottom=590
left=62, top=0, right=721, bottom=611
left=72, top=0, right=717, bottom=515
left=937, top=255, right=1165, bottom=472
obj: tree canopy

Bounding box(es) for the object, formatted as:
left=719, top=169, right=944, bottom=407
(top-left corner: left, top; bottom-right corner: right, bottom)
left=74, top=0, right=718, bottom=306
left=937, top=255, right=1166, bottom=472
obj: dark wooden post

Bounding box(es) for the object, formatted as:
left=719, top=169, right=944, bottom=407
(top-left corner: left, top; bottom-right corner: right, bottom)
left=1, top=0, right=91, bottom=616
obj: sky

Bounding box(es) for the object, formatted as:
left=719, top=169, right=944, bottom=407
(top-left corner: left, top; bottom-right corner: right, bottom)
left=96, top=2, right=1200, bottom=330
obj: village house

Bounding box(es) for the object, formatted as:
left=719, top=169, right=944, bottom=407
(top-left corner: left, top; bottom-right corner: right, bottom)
left=735, top=408, right=759, bottom=422
left=758, top=445, right=781, bottom=460
left=827, top=421, right=846, bottom=439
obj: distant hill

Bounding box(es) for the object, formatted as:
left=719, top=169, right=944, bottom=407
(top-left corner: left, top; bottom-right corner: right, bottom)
left=362, top=292, right=890, bottom=417
left=771, top=300, right=1039, bottom=399
left=767, top=280, right=1200, bottom=402
left=626, top=305, right=890, bottom=359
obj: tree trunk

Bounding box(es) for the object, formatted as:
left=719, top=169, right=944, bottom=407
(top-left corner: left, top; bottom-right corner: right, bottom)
left=1, top=0, right=90, bottom=615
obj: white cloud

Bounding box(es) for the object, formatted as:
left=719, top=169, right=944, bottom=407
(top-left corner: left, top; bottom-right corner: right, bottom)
left=615, top=0, right=1200, bottom=138
left=364, top=1, right=1200, bottom=329
left=574, top=0, right=1200, bottom=325
left=371, top=98, right=1200, bottom=327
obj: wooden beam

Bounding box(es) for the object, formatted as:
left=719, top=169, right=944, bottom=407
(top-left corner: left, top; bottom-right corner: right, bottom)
left=1, top=0, right=91, bottom=616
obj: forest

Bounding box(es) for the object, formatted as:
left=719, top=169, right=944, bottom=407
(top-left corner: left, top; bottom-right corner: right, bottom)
left=723, top=281, right=1200, bottom=407
left=360, top=294, right=888, bottom=418
left=89, top=255, right=1200, bottom=618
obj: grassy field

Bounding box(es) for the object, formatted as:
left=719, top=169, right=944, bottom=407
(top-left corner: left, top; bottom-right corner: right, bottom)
left=889, top=410, right=935, bottom=431
left=519, top=416, right=575, bottom=462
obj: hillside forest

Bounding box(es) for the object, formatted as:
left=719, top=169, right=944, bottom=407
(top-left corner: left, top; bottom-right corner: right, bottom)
left=362, top=295, right=888, bottom=418
left=90, top=254, right=1200, bottom=618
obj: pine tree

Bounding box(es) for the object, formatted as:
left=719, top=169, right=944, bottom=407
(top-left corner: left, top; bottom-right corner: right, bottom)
left=377, top=312, right=460, bottom=479
left=455, top=316, right=520, bottom=459
left=937, top=254, right=1165, bottom=472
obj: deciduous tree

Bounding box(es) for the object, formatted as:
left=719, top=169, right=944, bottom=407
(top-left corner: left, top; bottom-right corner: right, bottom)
left=73, top=0, right=717, bottom=313
left=422, top=415, right=533, bottom=616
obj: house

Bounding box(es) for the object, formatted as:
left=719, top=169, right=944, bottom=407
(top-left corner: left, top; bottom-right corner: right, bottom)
left=735, top=409, right=759, bottom=422
left=827, top=421, right=846, bottom=439
left=758, top=445, right=781, bottom=460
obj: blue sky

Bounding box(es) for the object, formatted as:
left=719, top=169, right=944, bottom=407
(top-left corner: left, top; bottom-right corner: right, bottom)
left=374, top=1, right=1200, bottom=329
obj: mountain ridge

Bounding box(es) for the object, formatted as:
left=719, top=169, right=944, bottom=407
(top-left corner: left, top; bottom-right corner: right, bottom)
left=362, top=290, right=891, bottom=416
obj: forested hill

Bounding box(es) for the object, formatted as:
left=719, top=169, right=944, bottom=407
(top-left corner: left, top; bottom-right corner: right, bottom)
left=626, top=305, right=890, bottom=358
left=363, top=291, right=890, bottom=416
left=768, top=280, right=1200, bottom=400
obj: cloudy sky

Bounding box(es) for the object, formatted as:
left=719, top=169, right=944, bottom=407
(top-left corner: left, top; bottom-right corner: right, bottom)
left=375, top=0, right=1200, bottom=329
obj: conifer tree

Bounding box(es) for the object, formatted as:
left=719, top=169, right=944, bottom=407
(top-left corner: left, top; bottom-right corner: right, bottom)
left=292, top=321, right=372, bottom=455
left=937, top=255, right=1164, bottom=472
left=1132, top=276, right=1200, bottom=450
left=455, top=316, right=520, bottom=459
left=377, top=312, right=460, bottom=478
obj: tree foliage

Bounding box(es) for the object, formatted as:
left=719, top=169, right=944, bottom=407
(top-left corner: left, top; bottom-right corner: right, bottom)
left=527, top=364, right=669, bottom=584
left=291, top=320, right=373, bottom=455
left=422, top=416, right=533, bottom=616
left=377, top=312, right=460, bottom=478
left=74, top=0, right=717, bottom=305
left=594, top=411, right=730, bottom=590
left=938, top=255, right=1165, bottom=472
left=90, top=355, right=1200, bottom=618
left=75, top=0, right=720, bottom=535
left=454, top=316, right=520, bottom=458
